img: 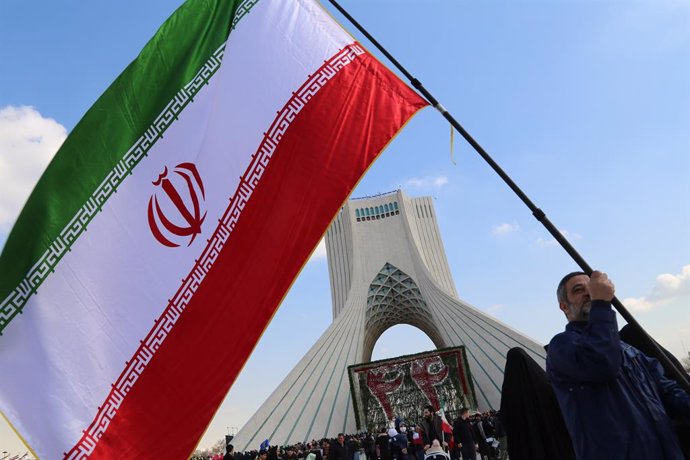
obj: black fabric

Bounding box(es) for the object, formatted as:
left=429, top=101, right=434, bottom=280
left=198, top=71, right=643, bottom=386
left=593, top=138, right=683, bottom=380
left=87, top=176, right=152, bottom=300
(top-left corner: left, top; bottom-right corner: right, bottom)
left=419, top=415, right=442, bottom=447
left=619, top=324, right=687, bottom=385
left=376, top=433, right=392, bottom=460
left=451, top=417, right=475, bottom=460
left=619, top=324, right=690, bottom=460
left=499, top=347, right=575, bottom=460
left=330, top=441, right=350, bottom=460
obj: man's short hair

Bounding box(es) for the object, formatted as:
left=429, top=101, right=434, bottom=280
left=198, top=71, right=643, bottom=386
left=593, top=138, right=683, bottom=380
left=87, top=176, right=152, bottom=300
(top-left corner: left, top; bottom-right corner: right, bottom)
left=460, top=407, right=469, bottom=416
left=424, top=404, right=434, bottom=413
left=557, top=271, right=586, bottom=304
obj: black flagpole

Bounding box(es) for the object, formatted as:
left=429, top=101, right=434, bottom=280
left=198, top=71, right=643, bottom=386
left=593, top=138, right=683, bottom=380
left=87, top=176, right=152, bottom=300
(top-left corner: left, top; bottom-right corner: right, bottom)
left=326, top=0, right=690, bottom=392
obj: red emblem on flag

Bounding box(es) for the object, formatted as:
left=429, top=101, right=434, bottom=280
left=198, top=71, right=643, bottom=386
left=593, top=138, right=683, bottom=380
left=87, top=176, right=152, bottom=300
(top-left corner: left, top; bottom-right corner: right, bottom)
left=147, top=162, right=207, bottom=247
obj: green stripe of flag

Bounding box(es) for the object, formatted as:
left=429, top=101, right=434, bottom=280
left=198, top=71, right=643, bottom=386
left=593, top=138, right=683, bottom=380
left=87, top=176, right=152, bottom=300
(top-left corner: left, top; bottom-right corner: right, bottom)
left=0, top=0, right=256, bottom=332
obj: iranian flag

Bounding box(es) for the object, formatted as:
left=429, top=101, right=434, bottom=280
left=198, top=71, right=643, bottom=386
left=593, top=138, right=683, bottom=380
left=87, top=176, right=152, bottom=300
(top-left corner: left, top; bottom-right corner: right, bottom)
left=438, top=404, right=454, bottom=450
left=0, top=0, right=426, bottom=458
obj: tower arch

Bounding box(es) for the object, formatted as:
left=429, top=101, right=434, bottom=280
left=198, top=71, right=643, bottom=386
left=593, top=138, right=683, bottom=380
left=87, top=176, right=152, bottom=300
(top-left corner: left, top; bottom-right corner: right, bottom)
left=363, top=262, right=446, bottom=361
left=370, top=323, right=438, bottom=361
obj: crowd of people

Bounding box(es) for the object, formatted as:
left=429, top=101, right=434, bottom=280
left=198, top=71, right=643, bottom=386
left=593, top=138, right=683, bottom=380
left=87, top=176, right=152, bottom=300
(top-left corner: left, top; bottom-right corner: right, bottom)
left=192, top=407, right=505, bottom=460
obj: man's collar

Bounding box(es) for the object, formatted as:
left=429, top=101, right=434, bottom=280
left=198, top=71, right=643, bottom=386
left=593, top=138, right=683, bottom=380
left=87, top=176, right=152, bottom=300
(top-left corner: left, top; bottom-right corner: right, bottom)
left=566, top=320, right=587, bottom=331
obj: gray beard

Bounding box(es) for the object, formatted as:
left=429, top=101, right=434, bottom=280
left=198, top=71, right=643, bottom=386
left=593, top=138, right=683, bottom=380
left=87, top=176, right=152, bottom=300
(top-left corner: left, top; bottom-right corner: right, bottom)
left=568, top=302, right=591, bottom=321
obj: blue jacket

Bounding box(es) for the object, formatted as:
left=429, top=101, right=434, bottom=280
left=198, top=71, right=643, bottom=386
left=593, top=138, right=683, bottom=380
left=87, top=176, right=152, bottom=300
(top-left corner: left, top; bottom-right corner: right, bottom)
left=546, top=301, right=690, bottom=460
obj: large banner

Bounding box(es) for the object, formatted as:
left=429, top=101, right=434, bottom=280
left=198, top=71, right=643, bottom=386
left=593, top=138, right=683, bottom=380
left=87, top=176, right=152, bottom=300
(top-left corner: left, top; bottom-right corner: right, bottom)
left=348, top=347, right=477, bottom=431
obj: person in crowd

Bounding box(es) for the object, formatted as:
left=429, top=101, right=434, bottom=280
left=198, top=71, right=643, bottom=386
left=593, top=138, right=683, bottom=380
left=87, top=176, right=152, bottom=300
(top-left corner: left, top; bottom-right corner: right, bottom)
left=422, top=440, right=448, bottom=460
left=223, top=444, right=235, bottom=460
left=284, top=446, right=299, bottom=460
left=407, top=424, right=424, bottom=460
left=499, top=346, right=575, bottom=460
left=349, top=435, right=363, bottom=460
left=547, top=270, right=690, bottom=460
left=376, top=426, right=392, bottom=460
left=306, top=442, right=323, bottom=460
left=362, top=431, right=376, bottom=460
left=491, top=413, right=507, bottom=460
left=480, top=412, right=498, bottom=460
left=419, top=405, right=443, bottom=451
left=330, top=433, right=351, bottom=460
left=397, top=424, right=413, bottom=460
left=452, top=408, right=477, bottom=460
left=470, top=412, right=490, bottom=459
left=388, top=427, right=408, bottom=460
left=321, top=439, right=330, bottom=460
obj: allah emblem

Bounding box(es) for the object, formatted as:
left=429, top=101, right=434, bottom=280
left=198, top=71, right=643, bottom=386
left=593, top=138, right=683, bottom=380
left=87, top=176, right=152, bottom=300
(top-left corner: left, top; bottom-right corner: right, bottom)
left=147, top=162, right=207, bottom=248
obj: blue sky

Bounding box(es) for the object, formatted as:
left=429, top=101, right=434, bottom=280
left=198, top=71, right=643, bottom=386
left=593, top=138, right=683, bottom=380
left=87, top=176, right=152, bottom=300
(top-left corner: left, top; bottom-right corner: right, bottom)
left=1, top=0, right=688, bottom=454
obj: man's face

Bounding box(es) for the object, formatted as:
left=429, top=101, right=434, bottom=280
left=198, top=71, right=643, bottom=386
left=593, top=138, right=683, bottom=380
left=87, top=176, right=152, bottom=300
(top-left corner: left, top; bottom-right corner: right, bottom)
left=560, top=274, right=591, bottom=322
left=423, top=408, right=432, bottom=419
left=338, top=435, right=345, bottom=444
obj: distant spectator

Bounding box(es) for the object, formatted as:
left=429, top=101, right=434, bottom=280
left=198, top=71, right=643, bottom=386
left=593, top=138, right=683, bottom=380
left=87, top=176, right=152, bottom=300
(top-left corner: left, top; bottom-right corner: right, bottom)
left=330, top=433, right=351, bottom=460
left=223, top=444, right=235, bottom=460
left=452, top=408, right=476, bottom=460
left=388, top=428, right=407, bottom=460
left=419, top=405, right=443, bottom=450
left=376, top=426, right=391, bottom=460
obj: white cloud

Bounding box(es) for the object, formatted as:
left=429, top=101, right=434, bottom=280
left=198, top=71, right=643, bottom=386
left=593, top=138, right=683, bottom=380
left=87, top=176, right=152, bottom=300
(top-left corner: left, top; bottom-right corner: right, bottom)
left=0, top=105, right=66, bottom=232
left=623, top=265, right=690, bottom=312
left=487, top=304, right=504, bottom=314
left=621, top=297, right=654, bottom=311
left=536, top=229, right=582, bottom=248
left=433, top=176, right=448, bottom=187
left=405, top=175, right=449, bottom=189
left=308, top=237, right=327, bottom=262
left=491, top=222, right=519, bottom=237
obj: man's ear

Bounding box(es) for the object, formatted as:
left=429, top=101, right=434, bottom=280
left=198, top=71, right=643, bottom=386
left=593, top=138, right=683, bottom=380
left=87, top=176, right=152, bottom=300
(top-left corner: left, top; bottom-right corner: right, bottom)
left=559, top=301, right=570, bottom=318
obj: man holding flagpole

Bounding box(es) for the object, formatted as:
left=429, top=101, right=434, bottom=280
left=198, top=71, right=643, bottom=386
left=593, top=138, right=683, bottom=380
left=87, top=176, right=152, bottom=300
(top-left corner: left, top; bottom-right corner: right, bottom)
left=547, top=271, right=690, bottom=460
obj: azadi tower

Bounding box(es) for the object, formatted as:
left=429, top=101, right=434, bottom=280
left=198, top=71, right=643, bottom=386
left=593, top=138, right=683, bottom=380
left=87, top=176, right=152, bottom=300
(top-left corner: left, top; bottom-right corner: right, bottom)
left=232, top=190, right=544, bottom=450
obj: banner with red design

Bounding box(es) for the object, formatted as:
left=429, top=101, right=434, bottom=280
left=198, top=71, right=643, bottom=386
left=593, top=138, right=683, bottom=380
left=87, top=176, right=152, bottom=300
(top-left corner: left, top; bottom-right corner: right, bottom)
left=348, top=347, right=477, bottom=431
